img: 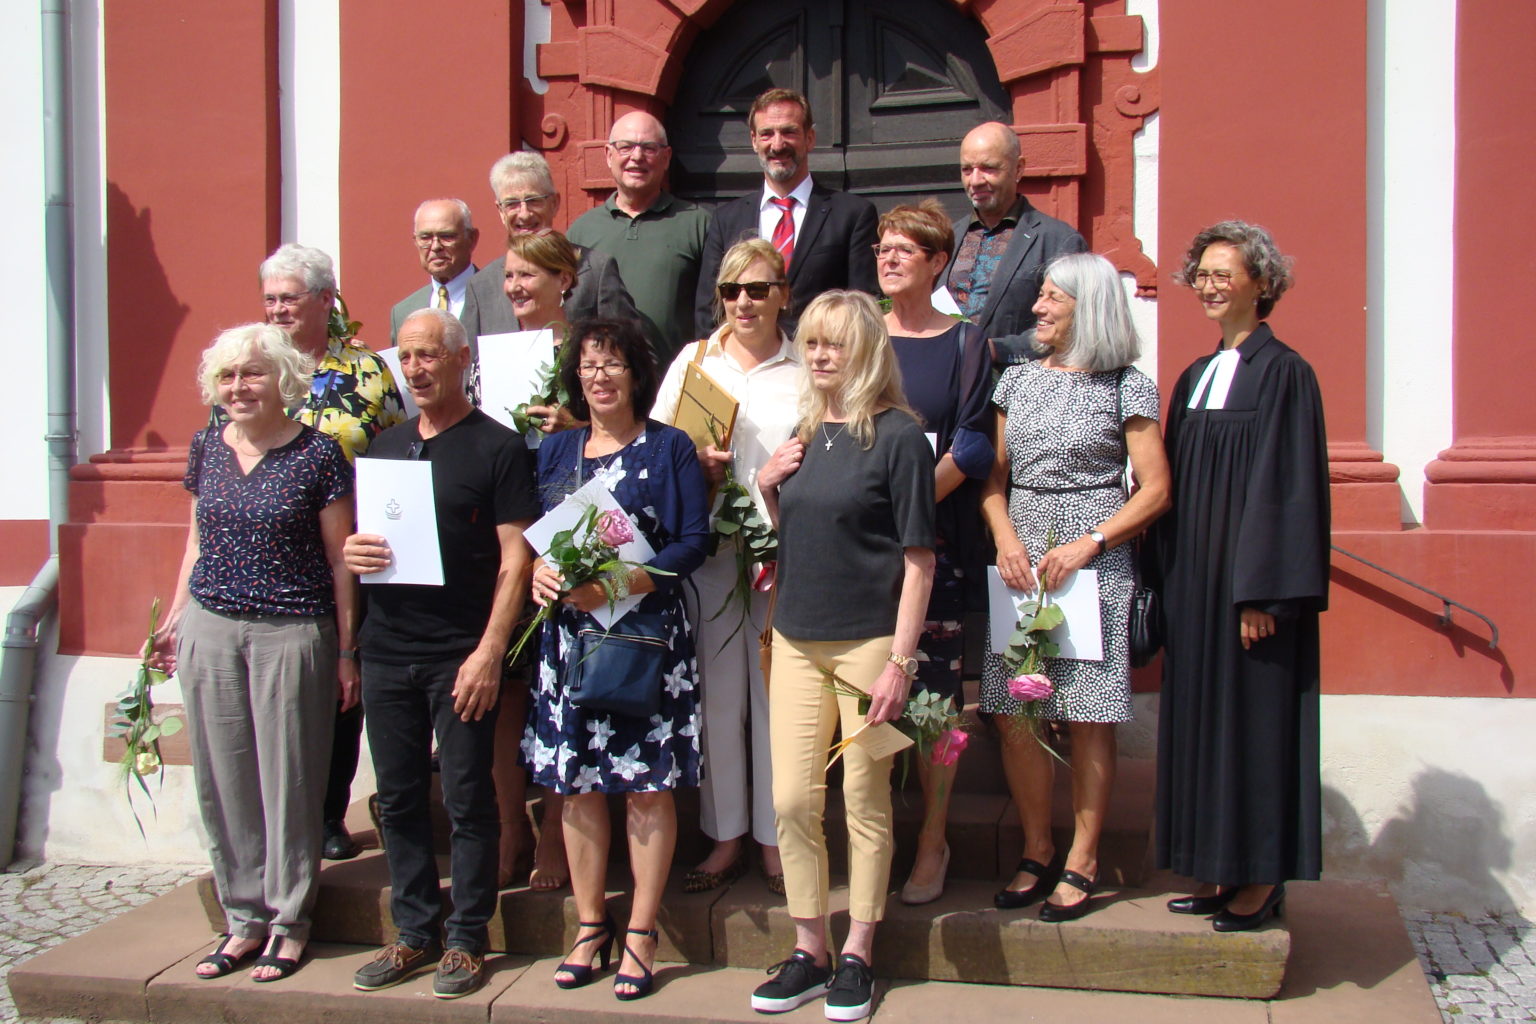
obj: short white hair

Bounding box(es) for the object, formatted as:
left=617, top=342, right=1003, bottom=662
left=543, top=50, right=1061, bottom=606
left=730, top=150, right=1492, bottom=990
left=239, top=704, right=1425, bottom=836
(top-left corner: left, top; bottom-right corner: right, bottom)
left=400, top=308, right=468, bottom=353
left=489, top=152, right=555, bottom=196
left=259, top=243, right=336, bottom=294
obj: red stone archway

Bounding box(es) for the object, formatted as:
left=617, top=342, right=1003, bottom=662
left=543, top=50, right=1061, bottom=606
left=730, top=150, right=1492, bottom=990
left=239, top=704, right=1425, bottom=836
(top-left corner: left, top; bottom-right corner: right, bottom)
left=526, top=0, right=1159, bottom=294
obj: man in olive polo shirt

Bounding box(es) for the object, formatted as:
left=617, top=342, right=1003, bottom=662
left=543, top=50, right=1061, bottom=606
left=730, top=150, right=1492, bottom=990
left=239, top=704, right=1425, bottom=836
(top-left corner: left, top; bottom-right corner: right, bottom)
left=567, top=111, right=710, bottom=365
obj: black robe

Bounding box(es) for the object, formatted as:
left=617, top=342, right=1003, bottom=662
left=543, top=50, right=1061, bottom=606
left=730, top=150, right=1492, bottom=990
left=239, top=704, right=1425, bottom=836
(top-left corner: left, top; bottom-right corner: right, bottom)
left=1152, top=324, right=1329, bottom=885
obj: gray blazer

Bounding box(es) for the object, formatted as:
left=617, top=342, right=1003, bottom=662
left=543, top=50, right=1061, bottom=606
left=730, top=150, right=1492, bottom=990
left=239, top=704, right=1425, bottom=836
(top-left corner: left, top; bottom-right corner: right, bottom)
left=945, top=198, right=1086, bottom=366
left=463, top=245, right=640, bottom=353
left=388, top=274, right=482, bottom=345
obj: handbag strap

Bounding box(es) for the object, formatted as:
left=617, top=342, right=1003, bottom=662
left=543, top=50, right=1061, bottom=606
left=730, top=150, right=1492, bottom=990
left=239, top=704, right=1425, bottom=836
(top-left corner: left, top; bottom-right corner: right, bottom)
left=692, top=339, right=707, bottom=366
left=758, top=573, right=779, bottom=646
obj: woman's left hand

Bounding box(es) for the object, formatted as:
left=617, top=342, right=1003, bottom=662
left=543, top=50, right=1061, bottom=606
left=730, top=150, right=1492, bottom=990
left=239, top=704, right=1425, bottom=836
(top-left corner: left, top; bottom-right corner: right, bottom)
left=864, top=663, right=912, bottom=725
left=561, top=578, right=612, bottom=614
left=1034, top=536, right=1098, bottom=592
left=337, top=658, right=361, bottom=712
left=1240, top=607, right=1277, bottom=649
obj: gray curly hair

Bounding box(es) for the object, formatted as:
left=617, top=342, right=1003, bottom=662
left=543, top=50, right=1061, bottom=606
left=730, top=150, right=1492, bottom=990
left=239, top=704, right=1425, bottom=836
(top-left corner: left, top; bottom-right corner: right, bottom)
left=1175, top=220, right=1294, bottom=319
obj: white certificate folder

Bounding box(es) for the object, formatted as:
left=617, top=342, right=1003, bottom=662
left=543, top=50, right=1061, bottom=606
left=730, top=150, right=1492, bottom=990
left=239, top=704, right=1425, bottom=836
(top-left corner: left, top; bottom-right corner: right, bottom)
left=986, top=567, right=1104, bottom=662
left=354, top=457, right=444, bottom=586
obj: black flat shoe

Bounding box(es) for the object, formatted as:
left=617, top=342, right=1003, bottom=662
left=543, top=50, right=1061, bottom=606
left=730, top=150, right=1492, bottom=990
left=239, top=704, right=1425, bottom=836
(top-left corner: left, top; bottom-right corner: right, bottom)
left=1167, top=888, right=1237, bottom=915
left=1212, top=884, right=1285, bottom=932
left=196, top=933, right=260, bottom=979
left=1038, top=870, right=1097, bottom=923
left=322, top=819, right=360, bottom=860
left=993, top=856, right=1061, bottom=910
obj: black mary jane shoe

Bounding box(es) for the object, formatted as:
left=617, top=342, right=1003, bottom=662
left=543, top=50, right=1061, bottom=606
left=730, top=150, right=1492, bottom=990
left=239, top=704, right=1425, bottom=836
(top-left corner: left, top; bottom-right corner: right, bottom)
left=1167, top=888, right=1237, bottom=916
left=1038, top=870, right=1097, bottom=923
left=1212, top=884, right=1286, bottom=932
left=250, top=935, right=304, bottom=983
left=993, top=857, right=1061, bottom=910
left=196, top=933, right=261, bottom=979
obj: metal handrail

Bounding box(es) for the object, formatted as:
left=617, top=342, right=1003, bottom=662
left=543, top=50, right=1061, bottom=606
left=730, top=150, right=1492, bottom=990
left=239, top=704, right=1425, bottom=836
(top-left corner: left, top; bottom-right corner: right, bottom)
left=1331, top=544, right=1499, bottom=650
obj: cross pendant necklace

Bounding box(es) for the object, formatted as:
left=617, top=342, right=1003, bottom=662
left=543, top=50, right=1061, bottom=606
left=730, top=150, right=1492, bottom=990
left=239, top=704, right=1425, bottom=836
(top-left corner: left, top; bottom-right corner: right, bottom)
left=821, top=422, right=846, bottom=451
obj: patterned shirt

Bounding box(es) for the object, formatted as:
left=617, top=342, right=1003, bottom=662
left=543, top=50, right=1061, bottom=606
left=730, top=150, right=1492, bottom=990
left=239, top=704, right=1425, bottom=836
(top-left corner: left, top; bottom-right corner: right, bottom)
left=184, top=424, right=354, bottom=617
left=209, top=337, right=406, bottom=463
left=948, top=197, right=1027, bottom=319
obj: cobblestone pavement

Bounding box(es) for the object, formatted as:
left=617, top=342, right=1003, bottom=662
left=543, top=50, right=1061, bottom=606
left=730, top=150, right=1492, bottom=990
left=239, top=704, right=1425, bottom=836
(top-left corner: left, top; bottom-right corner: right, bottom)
left=2, top=861, right=1534, bottom=1023
left=1404, top=909, right=1536, bottom=1023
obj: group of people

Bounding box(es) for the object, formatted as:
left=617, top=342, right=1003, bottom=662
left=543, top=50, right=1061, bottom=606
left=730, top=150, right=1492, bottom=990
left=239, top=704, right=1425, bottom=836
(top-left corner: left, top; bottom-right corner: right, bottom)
left=147, top=85, right=1329, bottom=1019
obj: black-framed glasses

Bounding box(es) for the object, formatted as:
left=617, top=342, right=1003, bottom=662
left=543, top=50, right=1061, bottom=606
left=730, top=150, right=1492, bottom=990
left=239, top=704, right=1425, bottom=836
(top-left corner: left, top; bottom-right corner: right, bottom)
left=717, top=281, right=785, bottom=301
left=576, top=361, right=630, bottom=379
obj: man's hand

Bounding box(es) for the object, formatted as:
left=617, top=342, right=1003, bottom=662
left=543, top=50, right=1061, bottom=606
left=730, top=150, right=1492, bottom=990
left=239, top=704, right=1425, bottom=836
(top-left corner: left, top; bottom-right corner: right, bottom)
left=452, top=647, right=502, bottom=722
left=344, top=533, right=393, bottom=576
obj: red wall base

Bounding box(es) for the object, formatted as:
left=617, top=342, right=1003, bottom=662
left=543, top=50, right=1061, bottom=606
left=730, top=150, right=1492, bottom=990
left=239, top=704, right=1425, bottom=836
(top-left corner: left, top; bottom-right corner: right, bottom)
left=0, top=521, right=50, bottom=586
left=1423, top=483, right=1536, bottom=532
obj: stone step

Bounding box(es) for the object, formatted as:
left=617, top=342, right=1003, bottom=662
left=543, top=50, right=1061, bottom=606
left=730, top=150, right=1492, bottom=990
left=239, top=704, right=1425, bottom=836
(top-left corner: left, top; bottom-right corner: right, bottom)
left=10, top=874, right=1443, bottom=1024
left=358, top=754, right=1156, bottom=888
left=196, top=853, right=1277, bottom=997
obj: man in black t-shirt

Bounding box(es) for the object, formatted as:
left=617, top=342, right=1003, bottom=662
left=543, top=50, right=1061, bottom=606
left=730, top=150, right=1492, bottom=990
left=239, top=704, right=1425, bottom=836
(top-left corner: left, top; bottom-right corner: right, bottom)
left=343, top=308, right=539, bottom=1000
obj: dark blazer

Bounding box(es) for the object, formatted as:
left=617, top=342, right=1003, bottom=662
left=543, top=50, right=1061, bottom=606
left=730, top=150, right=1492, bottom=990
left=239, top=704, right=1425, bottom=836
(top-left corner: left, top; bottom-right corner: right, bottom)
left=463, top=245, right=640, bottom=354
left=944, top=198, right=1086, bottom=366
left=694, top=181, right=879, bottom=337
left=388, top=270, right=481, bottom=345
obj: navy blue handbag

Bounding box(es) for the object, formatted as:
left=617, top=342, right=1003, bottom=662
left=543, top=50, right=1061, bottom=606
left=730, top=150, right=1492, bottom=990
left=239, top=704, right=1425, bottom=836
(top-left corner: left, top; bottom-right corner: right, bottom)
left=564, top=610, right=669, bottom=718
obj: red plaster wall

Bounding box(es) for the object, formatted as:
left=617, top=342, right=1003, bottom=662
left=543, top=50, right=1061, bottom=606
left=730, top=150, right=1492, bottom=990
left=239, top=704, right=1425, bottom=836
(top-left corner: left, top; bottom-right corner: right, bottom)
left=0, top=521, right=50, bottom=586
left=1156, top=3, right=1369, bottom=449
left=103, top=1, right=281, bottom=451
left=337, top=1, right=518, bottom=342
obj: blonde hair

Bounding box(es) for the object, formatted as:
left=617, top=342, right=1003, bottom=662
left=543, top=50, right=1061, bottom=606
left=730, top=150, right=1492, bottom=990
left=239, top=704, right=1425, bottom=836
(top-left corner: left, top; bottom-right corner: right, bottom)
left=794, top=291, right=915, bottom=449
left=712, top=238, right=788, bottom=329
left=197, top=322, right=314, bottom=407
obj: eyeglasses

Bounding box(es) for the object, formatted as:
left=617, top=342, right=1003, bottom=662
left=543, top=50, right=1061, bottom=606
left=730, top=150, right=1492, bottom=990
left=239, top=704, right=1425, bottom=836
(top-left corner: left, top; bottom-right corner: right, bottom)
left=576, top=361, right=630, bottom=379
left=261, top=291, right=313, bottom=308
left=717, top=281, right=785, bottom=301
left=608, top=140, right=665, bottom=158
left=496, top=193, right=553, bottom=212
left=216, top=368, right=270, bottom=386
left=414, top=231, right=465, bottom=249
left=1192, top=269, right=1242, bottom=288
left=872, top=243, right=932, bottom=261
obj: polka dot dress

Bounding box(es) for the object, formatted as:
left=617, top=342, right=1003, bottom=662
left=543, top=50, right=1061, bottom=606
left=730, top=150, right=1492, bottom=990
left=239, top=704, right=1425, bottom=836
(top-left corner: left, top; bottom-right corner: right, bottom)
left=979, top=362, right=1160, bottom=723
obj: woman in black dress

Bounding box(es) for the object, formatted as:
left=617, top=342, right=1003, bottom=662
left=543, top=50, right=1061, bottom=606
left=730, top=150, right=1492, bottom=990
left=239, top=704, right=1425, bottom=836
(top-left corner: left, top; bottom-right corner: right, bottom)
left=1155, top=221, right=1329, bottom=932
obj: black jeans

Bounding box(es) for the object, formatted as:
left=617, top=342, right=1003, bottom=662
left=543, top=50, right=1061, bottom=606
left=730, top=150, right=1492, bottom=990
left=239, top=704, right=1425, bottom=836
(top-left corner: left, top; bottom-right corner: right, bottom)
left=362, top=657, right=500, bottom=955
left=322, top=703, right=364, bottom=823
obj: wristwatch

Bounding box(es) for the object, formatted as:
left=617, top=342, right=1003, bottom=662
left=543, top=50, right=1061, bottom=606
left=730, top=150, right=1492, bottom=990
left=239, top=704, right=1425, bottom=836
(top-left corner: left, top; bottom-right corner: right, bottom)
left=338, top=648, right=361, bottom=662
left=887, top=651, right=918, bottom=679
left=1088, top=530, right=1108, bottom=555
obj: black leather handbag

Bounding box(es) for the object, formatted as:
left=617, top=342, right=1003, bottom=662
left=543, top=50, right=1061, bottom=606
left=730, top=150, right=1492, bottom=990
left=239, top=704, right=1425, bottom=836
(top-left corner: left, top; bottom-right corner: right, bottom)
left=1117, top=368, right=1164, bottom=668
left=564, top=610, right=669, bottom=718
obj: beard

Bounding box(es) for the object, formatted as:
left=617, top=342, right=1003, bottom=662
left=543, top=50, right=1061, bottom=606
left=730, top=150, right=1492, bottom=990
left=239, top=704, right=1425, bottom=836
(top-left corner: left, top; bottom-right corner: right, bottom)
left=758, top=148, right=801, bottom=183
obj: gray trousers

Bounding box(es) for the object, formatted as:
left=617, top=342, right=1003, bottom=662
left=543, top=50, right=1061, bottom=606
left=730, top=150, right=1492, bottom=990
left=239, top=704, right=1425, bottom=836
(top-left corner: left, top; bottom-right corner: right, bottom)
left=178, top=600, right=337, bottom=943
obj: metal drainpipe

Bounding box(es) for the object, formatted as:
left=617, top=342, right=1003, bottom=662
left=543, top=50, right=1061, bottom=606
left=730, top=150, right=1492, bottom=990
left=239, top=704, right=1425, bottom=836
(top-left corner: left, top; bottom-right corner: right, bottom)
left=1, top=0, right=77, bottom=869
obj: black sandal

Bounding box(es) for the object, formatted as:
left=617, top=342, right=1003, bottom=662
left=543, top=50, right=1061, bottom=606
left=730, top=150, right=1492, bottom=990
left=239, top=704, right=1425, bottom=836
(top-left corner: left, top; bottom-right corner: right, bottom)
left=614, top=927, right=657, bottom=1001
left=250, top=934, right=304, bottom=983
left=196, top=933, right=260, bottom=979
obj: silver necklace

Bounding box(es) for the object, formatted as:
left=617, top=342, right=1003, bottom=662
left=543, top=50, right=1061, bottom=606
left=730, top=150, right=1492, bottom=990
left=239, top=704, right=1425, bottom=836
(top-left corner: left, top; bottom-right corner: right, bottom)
left=820, top=422, right=846, bottom=451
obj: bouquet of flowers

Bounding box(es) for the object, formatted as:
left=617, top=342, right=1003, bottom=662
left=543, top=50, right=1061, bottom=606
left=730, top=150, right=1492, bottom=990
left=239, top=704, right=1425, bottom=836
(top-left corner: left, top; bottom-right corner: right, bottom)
left=997, top=584, right=1067, bottom=757
left=505, top=504, right=670, bottom=666
left=821, top=670, right=968, bottom=784
left=707, top=460, right=777, bottom=645
left=113, top=599, right=184, bottom=836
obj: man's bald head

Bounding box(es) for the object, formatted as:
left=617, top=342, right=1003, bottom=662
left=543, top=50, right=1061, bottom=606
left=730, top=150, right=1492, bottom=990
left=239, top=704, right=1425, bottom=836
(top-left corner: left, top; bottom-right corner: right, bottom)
left=960, top=122, right=1024, bottom=227
left=606, top=110, right=672, bottom=211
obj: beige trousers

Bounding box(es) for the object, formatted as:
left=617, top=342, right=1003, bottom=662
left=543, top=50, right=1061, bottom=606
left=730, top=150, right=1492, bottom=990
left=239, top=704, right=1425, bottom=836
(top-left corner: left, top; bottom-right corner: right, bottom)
left=769, top=631, right=896, bottom=924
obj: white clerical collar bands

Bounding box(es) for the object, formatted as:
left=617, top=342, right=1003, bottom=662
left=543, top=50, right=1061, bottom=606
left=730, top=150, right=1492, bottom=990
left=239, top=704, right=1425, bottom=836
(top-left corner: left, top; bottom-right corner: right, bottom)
left=1186, top=348, right=1241, bottom=410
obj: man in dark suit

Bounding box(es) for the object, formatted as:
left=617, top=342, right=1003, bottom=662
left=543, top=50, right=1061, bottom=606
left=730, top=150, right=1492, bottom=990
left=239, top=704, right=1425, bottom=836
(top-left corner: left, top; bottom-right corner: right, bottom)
left=693, top=88, right=878, bottom=338
left=389, top=199, right=480, bottom=344
left=945, top=121, right=1087, bottom=367
left=463, top=151, right=638, bottom=340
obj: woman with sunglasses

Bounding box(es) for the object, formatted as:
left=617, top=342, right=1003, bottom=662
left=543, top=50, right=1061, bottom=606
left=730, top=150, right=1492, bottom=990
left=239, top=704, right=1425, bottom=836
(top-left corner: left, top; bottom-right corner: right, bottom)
left=652, top=238, right=800, bottom=895
left=875, top=200, right=995, bottom=905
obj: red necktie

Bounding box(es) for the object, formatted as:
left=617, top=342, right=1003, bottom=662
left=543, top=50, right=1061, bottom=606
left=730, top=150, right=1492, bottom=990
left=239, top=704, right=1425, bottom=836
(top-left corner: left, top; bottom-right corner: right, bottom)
left=770, top=196, right=796, bottom=269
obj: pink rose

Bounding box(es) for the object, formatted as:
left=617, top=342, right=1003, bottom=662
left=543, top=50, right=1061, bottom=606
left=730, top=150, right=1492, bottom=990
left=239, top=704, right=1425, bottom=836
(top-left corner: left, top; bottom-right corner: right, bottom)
left=930, top=727, right=970, bottom=767
left=596, top=509, right=634, bottom=548
left=1007, top=672, right=1054, bottom=702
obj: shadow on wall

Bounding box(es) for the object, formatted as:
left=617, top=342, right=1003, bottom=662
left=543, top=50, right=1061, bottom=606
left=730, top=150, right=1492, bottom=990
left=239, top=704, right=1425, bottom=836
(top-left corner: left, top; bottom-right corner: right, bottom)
left=14, top=618, right=65, bottom=863
left=1325, top=767, right=1531, bottom=946
left=106, top=180, right=189, bottom=451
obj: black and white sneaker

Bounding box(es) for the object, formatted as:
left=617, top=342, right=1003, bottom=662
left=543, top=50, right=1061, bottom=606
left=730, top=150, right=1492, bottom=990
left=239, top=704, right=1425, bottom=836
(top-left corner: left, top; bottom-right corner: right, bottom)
left=751, top=948, right=832, bottom=1013
left=823, top=953, right=874, bottom=1021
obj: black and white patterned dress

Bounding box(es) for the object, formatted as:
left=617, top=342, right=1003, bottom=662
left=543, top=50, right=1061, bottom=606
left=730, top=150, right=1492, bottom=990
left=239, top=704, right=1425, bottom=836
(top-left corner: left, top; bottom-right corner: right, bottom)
left=979, top=362, right=1160, bottom=723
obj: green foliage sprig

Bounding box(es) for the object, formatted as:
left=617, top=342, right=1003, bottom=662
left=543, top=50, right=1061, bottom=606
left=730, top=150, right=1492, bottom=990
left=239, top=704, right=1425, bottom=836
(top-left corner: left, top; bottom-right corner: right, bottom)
left=111, top=599, right=184, bottom=838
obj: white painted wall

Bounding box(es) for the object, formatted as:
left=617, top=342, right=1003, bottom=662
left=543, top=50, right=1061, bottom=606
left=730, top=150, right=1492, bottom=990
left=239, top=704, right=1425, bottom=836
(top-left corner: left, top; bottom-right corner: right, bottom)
left=1369, top=0, right=1456, bottom=525
left=280, top=0, right=342, bottom=279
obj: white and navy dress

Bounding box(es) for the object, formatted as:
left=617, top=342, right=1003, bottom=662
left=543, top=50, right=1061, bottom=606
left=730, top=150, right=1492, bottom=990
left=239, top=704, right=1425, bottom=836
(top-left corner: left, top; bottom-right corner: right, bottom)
left=979, top=361, right=1160, bottom=723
